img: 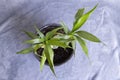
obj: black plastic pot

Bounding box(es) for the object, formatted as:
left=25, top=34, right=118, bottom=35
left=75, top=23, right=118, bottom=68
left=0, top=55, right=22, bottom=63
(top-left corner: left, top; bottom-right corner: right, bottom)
left=35, top=23, right=75, bottom=66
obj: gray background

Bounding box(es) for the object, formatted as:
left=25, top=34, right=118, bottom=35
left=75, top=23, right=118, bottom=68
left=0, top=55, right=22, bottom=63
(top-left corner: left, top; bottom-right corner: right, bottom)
left=0, top=0, right=120, bottom=80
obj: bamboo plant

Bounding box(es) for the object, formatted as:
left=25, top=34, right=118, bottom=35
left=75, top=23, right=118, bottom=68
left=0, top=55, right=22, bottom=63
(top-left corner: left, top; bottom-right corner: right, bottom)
left=17, top=4, right=101, bottom=75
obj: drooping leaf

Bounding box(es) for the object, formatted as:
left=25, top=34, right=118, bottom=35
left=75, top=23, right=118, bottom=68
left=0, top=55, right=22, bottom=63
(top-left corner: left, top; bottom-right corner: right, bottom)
left=76, top=30, right=101, bottom=42
left=33, top=45, right=46, bottom=71
left=71, top=40, right=76, bottom=56
left=71, top=40, right=76, bottom=50
left=48, top=38, right=71, bottom=48
left=34, top=25, right=44, bottom=38
left=71, top=4, right=98, bottom=32
left=32, top=44, right=44, bottom=57
left=24, top=38, right=44, bottom=44
left=23, top=30, right=38, bottom=39
left=40, top=50, right=46, bottom=71
left=33, top=44, right=44, bottom=51
left=45, top=27, right=63, bottom=40
left=74, top=35, right=88, bottom=57
left=60, top=21, right=69, bottom=34
left=74, top=8, right=85, bottom=26
left=44, top=44, right=56, bottom=76
left=17, top=47, right=33, bottom=54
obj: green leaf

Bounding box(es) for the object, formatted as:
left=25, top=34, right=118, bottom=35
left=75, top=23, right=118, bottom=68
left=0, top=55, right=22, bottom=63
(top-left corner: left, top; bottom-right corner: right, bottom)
left=74, top=35, right=88, bottom=57
left=60, top=38, right=74, bottom=43
left=23, top=30, right=38, bottom=39
left=71, top=40, right=76, bottom=50
left=48, top=38, right=71, bottom=48
left=46, top=27, right=63, bottom=40
left=33, top=44, right=46, bottom=71
left=40, top=50, right=46, bottom=71
left=60, top=21, right=69, bottom=34
left=17, top=47, right=33, bottom=54
left=71, top=4, right=98, bottom=32
left=44, top=44, right=56, bottom=76
left=24, top=38, right=44, bottom=44
left=76, top=30, right=101, bottom=42
left=33, top=44, right=44, bottom=51
left=74, top=8, right=85, bottom=26
left=71, top=40, right=76, bottom=56
left=32, top=44, right=44, bottom=57
left=34, top=25, right=44, bottom=38
left=75, top=8, right=85, bottom=20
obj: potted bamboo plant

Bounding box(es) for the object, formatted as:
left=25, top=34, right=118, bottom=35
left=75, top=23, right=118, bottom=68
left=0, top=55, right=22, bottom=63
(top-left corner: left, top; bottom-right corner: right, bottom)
left=17, top=4, right=101, bottom=75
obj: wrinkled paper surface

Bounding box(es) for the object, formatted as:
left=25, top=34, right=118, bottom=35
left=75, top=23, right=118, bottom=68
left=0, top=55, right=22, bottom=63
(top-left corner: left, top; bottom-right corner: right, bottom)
left=0, top=0, right=120, bottom=80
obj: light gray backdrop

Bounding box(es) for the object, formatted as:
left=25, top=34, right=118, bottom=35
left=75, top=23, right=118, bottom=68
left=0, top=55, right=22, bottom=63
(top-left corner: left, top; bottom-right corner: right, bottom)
left=0, top=0, right=120, bottom=80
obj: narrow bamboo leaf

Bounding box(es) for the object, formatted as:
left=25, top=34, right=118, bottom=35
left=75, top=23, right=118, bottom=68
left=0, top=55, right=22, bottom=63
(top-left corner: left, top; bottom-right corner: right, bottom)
left=74, top=36, right=88, bottom=57
left=34, top=25, right=44, bottom=38
left=24, top=38, right=44, bottom=44
left=71, top=40, right=76, bottom=56
left=72, top=4, right=98, bottom=32
left=23, top=30, right=38, bottom=39
left=60, top=38, right=74, bottom=43
left=52, top=36, right=74, bottom=42
left=71, top=40, right=76, bottom=50
left=60, top=21, right=69, bottom=34
left=33, top=44, right=44, bottom=57
left=74, top=8, right=85, bottom=26
left=75, top=8, right=85, bottom=20
left=48, top=38, right=71, bottom=48
left=53, top=34, right=70, bottom=40
left=44, top=44, right=56, bottom=75
left=33, top=44, right=44, bottom=51
left=76, top=30, right=101, bottom=42
left=45, top=27, right=63, bottom=40
left=17, top=47, right=33, bottom=54
left=40, top=50, right=46, bottom=71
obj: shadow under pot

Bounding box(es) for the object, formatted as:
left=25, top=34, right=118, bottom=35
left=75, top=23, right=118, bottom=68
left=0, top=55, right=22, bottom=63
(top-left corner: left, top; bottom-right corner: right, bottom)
left=35, top=23, right=75, bottom=66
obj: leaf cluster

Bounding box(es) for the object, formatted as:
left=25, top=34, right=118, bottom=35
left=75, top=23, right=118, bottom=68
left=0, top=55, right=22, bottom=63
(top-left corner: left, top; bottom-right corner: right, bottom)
left=60, top=4, right=100, bottom=57
left=17, top=26, right=71, bottom=75
left=17, top=4, right=101, bottom=75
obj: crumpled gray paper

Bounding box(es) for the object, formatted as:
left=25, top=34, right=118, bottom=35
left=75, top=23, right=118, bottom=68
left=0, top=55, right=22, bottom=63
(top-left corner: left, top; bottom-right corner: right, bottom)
left=0, top=0, right=120, bottom=80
